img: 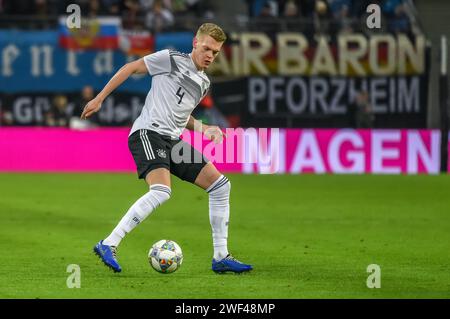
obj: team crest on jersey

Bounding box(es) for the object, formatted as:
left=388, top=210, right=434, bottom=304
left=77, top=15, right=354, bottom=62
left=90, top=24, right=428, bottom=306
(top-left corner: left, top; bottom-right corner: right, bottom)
left=157, top=149, right=167, bottom=158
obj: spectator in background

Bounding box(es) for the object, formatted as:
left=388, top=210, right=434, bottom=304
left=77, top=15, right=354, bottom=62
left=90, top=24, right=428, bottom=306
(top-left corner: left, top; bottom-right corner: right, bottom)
left=145, top=0, right=174, bottom=33
left=170, top=0, right=189, bottom=15
left=0, top=95, right=14, bottom=126
left=351, top=0, right=374, bottom=17
left=123, top=0, right=144, bottom=29
left=383, top=0, right=410, bottom=33
left=0, top=94, right=14, bottom=126
left=74, top=85, right=96, bottom=118
left=35, top=0, right=49, bottom=16
left=348, top=90, right=374, bottom=128
left=277, top=0, right=316, bottom=18
left=101, top=0, right=121, bottom=15
left=328, top=0, right=353, bottom=34
left=86, top=0, right=101, bottom=18
left=251, top=1, right=279, bottom=37
left=185, top=0, right=216, bottom=18
left=140, top=0, right=173, bottom=11
left=313, top=0, right=333, bottom=39
left=284, top=0, right=299, bottom=17
left=0, top=111, right=13, bottom=126
left=72, top=85, right=99, bottom=124
left=45, top=94, right=70, bottom=127
left=246, top=0, right=278, bottom=17
left=69, top=85, right=99, bottom=129
left=282, top=0, right=301, bottom=31
left=33, top=0, right=53, bottom=28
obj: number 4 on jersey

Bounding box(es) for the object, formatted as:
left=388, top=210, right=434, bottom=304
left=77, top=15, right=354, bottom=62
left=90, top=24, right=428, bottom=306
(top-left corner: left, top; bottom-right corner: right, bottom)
left=176, top=87, right=185, bottom=104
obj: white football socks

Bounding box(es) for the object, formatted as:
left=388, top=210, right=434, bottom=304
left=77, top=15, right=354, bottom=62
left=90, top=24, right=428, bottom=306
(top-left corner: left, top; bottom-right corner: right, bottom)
left=103, top=184, right=171, bottom=247
left=207, top=175, right=231, bottom=260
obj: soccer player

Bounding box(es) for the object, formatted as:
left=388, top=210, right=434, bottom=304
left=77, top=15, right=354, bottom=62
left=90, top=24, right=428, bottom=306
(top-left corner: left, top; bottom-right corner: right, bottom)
left=81, top=23, right=252, bottom=274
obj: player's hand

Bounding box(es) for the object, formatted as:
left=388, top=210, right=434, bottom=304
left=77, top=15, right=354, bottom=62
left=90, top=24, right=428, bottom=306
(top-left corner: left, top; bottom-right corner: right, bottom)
left=204, top=125, right=226, bottom=144
left=81, top=97, right=102, bottom=119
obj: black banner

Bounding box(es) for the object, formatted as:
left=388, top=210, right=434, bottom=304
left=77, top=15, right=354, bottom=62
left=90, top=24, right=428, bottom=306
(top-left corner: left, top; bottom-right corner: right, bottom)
left=240, top=75, right=429, bottom=128
left=0, top=299, right=444, bottom=317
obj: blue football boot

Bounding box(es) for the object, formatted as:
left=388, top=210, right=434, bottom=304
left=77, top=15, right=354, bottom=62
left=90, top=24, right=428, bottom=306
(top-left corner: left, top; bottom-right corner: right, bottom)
left=93, top=240, right=122, bottom=273
left=212, top=254, right=253, bottom=273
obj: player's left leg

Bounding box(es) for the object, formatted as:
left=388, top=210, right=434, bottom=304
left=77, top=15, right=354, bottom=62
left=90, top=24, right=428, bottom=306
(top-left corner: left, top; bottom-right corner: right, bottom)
left=170, top=140, right=252, bottom=273
left=194, top=163, right=253, bottom=273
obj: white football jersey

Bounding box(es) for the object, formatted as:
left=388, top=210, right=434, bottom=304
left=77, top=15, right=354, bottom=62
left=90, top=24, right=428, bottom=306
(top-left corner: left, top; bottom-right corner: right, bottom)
left=130, top=49, right=211, bottom=139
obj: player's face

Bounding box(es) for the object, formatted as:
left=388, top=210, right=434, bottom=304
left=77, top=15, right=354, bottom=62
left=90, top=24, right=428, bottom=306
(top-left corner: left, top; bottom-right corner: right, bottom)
left=192, top=35, right=223, bottom=70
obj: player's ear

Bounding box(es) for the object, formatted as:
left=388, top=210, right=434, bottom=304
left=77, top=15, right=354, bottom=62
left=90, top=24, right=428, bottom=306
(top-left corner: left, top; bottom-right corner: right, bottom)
left=193, top=36, right=197, bottom=49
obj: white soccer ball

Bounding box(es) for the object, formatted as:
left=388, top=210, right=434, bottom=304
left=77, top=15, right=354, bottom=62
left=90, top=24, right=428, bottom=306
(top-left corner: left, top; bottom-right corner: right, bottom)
left=148, top=239, right=183, bottom=273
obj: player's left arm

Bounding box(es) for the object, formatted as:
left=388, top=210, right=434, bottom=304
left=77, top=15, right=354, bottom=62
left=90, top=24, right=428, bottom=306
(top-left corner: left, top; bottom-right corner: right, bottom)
left=187, top=115, right=225, bottom=144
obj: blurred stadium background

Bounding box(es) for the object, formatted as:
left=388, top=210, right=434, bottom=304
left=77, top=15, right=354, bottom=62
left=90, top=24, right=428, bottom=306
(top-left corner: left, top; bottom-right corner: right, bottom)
left=0, top=0, right=449, bottom=299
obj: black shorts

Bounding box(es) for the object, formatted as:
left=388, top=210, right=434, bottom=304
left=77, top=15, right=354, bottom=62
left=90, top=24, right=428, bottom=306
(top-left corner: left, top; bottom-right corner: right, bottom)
left=128, top=129, right=209, bottom=183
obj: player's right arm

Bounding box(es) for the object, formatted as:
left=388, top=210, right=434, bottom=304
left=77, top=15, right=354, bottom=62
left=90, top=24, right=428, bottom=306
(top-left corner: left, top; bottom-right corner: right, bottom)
left=80, top=59, right=148, bottom=119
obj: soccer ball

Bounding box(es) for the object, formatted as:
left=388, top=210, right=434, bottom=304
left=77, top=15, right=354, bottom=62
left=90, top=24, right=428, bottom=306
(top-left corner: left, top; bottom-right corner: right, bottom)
left=148, top=239, right=183, bottom=273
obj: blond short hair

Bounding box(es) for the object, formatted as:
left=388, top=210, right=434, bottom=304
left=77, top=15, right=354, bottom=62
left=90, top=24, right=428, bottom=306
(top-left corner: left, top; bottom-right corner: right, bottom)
left=196, top=23, right=227, bottom=43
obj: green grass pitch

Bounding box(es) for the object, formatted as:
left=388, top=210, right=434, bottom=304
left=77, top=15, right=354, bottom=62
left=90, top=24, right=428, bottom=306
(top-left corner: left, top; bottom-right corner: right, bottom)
left=0, top=173, right=449, bottom=298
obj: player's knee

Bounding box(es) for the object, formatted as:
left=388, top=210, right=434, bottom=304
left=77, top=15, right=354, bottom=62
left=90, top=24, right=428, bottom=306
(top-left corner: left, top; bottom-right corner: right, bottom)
left=223, top=180, right=231, bottom=193
left=208, top=176, right=231, bottom=197
left=149, top=184, right=171, bottom=206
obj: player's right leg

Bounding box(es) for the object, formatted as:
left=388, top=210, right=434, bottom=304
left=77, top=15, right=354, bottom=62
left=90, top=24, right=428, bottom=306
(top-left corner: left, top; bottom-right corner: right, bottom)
left=94, top=130, right=172, bottom=272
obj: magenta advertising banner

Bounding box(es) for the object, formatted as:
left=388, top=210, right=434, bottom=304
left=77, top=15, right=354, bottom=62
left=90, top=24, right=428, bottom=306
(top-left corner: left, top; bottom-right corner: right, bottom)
left=0, top=128, right=446, bottom=174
